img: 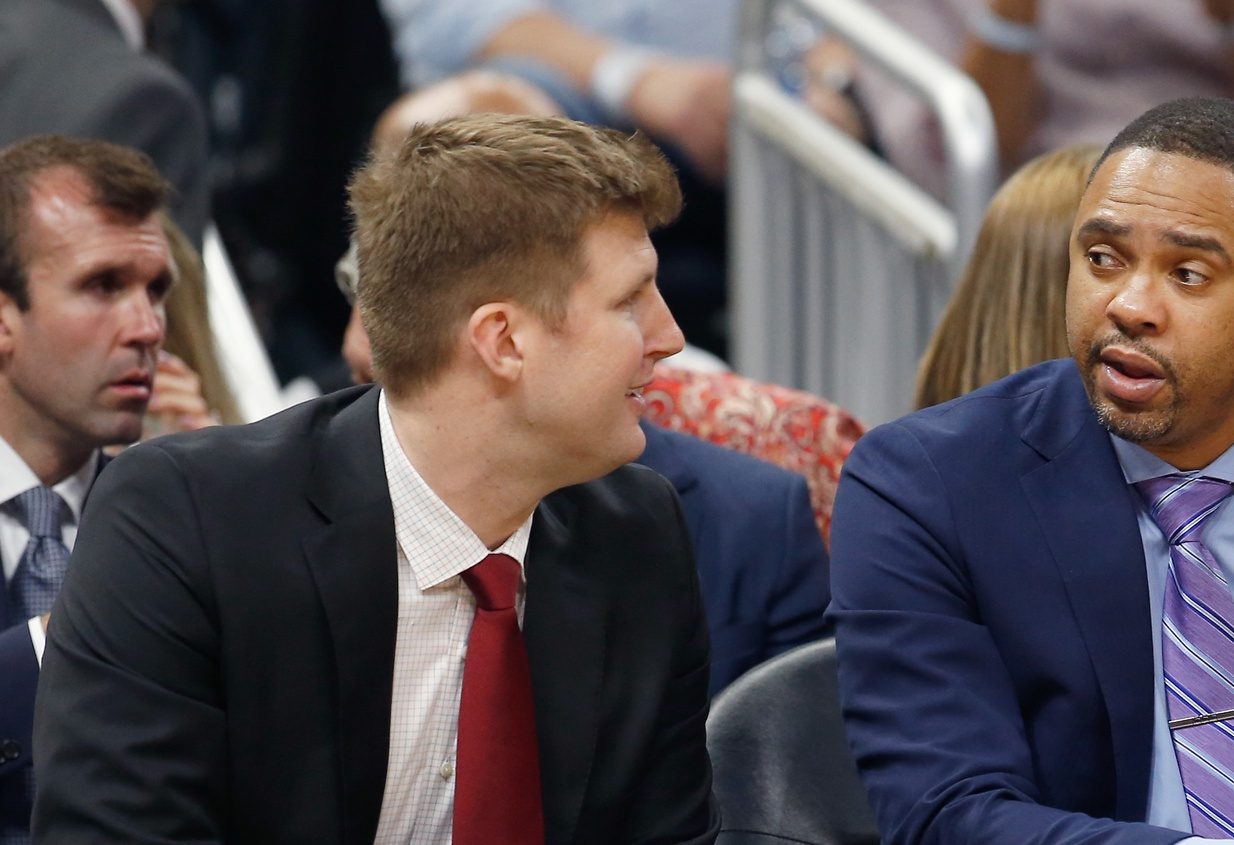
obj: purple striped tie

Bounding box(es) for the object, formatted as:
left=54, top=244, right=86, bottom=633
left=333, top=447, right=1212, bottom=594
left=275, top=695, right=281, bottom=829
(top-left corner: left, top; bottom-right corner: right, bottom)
left=1137, top=474, right=1234, bottom=837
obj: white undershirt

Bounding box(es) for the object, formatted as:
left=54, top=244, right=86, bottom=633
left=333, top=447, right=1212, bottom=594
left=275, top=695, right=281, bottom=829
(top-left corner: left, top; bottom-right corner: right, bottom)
left=0, top=436, right=97, bottom=665
left=372, top=391, right=533, bottom=845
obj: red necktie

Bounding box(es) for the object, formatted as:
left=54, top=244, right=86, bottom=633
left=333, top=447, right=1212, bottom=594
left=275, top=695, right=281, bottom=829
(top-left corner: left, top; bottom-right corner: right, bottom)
left=454, top=553, right=545, bottom=845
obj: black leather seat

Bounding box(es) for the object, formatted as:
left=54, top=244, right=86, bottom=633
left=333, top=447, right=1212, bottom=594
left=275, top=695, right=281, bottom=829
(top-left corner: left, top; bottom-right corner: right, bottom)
left=707, top=637, right=880, bottom=844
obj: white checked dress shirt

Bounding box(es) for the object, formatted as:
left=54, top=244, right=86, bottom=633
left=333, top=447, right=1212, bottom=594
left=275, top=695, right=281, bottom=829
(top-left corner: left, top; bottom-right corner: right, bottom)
left=372, top=392, right=533, bottom=845
left=0, top=435, right=96, bottom=665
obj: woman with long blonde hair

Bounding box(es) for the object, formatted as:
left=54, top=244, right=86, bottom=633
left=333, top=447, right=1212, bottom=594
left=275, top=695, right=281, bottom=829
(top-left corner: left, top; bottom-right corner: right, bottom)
left=915, top=144, right=1102, bottom=409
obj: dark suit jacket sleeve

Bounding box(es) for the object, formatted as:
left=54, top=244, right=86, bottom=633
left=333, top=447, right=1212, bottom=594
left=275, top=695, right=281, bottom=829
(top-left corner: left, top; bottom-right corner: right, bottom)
left=764, top=472, right=831, bottom=657
left=828, top=422, right=1187, bottom=845
left=0, top=622, right=37, bottom=817
left=707, top=466, right=830, bottom=694
left=33, top=444, right=226, bottom=844
left=617, top=474, right=721, bottom=845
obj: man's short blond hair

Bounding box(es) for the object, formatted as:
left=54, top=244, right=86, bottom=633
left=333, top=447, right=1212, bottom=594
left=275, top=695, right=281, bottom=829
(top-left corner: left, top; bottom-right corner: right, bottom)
left=347, top=114, right=682, bottom=397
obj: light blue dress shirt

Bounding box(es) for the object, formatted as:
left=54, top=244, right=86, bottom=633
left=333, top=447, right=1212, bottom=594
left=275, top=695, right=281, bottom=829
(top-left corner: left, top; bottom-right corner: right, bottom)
left=1112, top=435, right=1234, bottom=844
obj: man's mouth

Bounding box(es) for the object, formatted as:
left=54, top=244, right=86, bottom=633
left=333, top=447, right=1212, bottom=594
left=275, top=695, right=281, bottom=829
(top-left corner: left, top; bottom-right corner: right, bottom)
left=109, top=370, right=153, bottom=401
left=1094, top=345, right=1169, bottom=405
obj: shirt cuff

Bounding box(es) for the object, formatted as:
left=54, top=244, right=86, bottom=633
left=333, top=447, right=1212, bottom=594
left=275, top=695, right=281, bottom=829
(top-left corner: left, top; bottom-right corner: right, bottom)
left=1180, top=837, right=1234, bottom=844
left=28, top=616, right=45, bottom=667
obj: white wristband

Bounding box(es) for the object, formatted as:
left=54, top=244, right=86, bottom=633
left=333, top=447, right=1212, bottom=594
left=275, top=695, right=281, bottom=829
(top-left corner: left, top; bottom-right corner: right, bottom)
left=590, top=46, right=656, bottom=123
left=969, top=6, right=1041, bottom=54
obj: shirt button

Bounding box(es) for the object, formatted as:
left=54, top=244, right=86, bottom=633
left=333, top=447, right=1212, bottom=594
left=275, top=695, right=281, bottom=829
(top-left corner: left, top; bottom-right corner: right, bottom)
left=1, top=740, right=21, bottom=762
left=439, top=760, right=454, bottom=780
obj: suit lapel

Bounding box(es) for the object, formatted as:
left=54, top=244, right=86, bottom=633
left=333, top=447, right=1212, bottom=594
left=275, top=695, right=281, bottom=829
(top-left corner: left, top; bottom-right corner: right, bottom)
left=302, top=388, right=398, bottom=845
left=523, top=491, right=607, bottom=845
left=1019, top=365, right=1155, bottom=819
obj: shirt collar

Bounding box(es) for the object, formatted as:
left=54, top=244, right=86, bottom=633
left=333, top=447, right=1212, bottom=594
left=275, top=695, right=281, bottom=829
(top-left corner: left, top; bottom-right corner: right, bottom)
left=1110, top=433, right=1234, bottom=485
left=96, top=0, right=145, bottom=51
left=0, top=434, right=98, bottom=522
left=378, top=390, right=533, bottom=591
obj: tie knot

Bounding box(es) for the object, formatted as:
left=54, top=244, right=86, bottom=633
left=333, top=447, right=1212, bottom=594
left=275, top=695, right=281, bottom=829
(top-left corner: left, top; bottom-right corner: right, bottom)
left=462, top=553, right=520, bottom=611
left=1135, top=474, right=1234, bottom=545
left=11, top=486, right=66, bottom=540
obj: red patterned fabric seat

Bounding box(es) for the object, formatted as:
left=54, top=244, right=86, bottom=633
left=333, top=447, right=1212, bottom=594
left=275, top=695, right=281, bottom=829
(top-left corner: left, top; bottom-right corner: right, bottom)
left=644, top=366, right=865, bottom=544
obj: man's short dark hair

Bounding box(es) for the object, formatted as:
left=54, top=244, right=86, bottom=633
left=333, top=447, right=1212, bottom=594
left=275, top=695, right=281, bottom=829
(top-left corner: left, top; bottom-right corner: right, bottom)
left=1092, top=97, right=1234, bottom=181
left=0, top=135, right=171, bottom=309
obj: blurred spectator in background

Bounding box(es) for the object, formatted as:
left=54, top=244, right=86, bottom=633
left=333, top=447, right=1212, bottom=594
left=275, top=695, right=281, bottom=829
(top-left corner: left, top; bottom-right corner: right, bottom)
left=371, top=69, right=563, bottom=148
left=915, top=144, right=1101, bottom=409
left=0, top=0, right=209, bottom=247
left=150, top=0, right=399, bottom=387
left=377, top=0, right=734, bottom=182
left=377, top=0, right=736, bottom=355
left=158, top=214, right=242, bottom=428
left=863, top=0, right=1234, bottom=196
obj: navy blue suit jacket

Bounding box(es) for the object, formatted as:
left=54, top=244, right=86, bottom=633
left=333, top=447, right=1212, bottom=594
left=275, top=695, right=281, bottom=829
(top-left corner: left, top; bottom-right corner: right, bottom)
left=638, top=422, right=831, bottom=695
left=0, top=572, right=40, bottom=833
left=829, top=359, right=1191, bottom=845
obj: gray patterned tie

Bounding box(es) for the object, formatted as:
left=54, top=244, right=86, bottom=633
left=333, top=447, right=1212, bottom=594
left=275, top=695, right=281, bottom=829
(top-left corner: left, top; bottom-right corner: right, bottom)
left=10, top=486, right=70, bottom=618
left=1, top=487, right=69, bottom=845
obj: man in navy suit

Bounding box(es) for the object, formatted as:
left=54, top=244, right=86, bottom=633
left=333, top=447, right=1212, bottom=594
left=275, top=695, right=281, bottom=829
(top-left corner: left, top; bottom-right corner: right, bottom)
left=831, top=97, right=1234, bottom=844
left=638, top=421, right=830, bottom=695
left=0, top=136, right=172, bottom=843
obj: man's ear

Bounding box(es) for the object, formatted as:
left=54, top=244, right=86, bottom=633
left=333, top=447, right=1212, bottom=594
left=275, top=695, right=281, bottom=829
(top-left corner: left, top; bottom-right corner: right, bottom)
left=0, top=291, right=19, bottom=357
left=466, top=302, right=525, bottom=383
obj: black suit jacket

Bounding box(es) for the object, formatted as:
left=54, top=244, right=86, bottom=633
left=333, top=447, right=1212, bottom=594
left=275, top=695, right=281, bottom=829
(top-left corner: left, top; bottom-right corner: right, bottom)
left=33, top=386, right=719, bottom=844
left=0, top=0, right=209, bottom=245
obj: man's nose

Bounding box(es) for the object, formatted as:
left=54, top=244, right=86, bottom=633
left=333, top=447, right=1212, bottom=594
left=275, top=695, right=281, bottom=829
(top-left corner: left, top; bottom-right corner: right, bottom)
left=123, top=293, right=166, bottom=348
left=646, top=287, right=685, bottom=360
left=1105, top=272, right=1164, bottom=339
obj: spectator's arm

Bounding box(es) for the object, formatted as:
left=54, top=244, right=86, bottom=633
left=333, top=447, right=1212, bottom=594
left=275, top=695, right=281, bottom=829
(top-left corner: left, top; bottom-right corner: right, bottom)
left=959, top=0, right=1042, bottom=168
left=481, top=12, right=731, bottom=183
left=380, top=1, right=731, bottom=183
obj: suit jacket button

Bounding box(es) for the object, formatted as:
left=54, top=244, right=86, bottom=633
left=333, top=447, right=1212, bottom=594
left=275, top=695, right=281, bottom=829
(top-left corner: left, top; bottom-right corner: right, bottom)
left=0, top=740, right=20, bottom=762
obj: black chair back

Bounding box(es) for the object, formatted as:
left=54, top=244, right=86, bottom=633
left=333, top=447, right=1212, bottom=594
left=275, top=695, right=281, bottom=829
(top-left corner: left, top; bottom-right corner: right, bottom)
left=707, top=638, right=880, bottom=844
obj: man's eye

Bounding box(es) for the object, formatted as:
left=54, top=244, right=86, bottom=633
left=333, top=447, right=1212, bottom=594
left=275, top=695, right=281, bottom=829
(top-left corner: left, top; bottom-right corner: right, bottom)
left=1175, top=267, right=1208, bottom=287
left=1086, top=250, right=1119, bottom=269
left=86, top=273, right=120, bottom=294
left=149, top=278, right=172, bottom=301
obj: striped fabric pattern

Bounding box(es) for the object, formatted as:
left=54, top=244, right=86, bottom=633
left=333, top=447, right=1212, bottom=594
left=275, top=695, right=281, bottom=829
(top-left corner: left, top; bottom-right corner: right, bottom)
left=1137, top=474, right=1234, bottom=837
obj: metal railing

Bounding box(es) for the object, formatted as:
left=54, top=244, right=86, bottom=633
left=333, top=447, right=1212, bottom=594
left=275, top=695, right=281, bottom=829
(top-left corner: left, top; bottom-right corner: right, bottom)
left=730, top=0, right=997, bottom=425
